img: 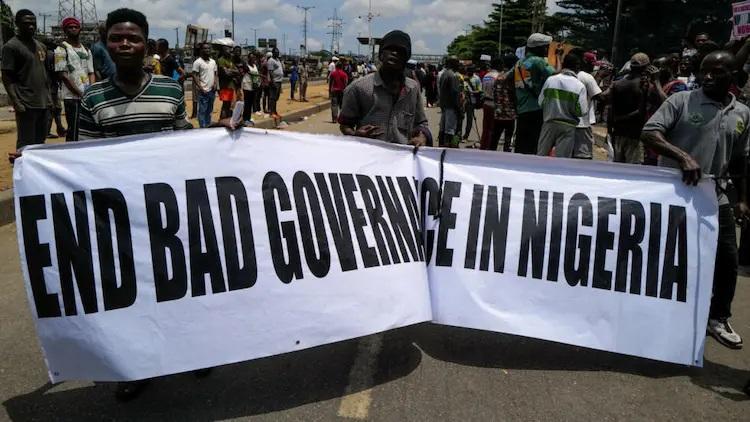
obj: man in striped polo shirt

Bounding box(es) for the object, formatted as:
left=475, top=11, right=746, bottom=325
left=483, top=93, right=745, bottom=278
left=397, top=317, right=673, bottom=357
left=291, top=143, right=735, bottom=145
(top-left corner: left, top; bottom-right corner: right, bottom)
left=78, top=10, right=236, bottom=140
left=536, top=52, right=588, bottom=158
left=67, top=7, right=235, bottom=402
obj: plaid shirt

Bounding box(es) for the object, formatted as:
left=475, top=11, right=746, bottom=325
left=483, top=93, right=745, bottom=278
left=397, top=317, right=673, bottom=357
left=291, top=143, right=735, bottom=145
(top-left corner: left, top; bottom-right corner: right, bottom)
left=494, top=71, right=517, bottom=120
left=339, top=72, right=431, bottom=144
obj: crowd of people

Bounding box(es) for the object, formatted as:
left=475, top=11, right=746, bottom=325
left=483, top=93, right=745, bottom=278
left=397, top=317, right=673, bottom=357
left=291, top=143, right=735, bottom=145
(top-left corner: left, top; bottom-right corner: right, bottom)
left=3, top=6, right=750, bottom=398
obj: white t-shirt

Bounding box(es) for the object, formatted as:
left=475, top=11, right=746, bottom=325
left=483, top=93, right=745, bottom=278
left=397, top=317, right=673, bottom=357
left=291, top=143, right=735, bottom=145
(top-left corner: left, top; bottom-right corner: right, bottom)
left=577, top=71, right=602, bottom=128
left=192, top=57, right=217, bottom=92
left=54, top=42, right=94, bottom=100
left=328, top=61, right=336, bottom=75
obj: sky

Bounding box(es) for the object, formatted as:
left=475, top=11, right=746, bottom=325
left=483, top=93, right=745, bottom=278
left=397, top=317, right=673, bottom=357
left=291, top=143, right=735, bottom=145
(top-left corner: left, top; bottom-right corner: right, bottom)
left=10, top=0, right=562, bottom=55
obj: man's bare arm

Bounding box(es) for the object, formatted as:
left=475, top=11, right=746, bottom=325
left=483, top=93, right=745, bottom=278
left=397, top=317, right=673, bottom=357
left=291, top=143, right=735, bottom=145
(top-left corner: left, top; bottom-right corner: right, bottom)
left=641, top=130, right=702, bottom=185
left=2, top=72, right=25, bottom=112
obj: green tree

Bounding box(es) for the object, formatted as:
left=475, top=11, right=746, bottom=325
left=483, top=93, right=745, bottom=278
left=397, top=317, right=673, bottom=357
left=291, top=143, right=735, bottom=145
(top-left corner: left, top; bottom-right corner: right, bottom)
left=448, top=0, right=734, bottom=65
left=447, top=0, right=539, bottom=60
left=1, top=1, right=15, bottom=43
left=553, top=0, right=733, bottom=63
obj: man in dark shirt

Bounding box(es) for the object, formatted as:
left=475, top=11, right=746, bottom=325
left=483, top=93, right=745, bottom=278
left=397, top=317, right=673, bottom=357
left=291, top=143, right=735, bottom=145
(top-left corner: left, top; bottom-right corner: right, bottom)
left=91, top=24, right=116, bottom=81
left=608, top=53, right=663, bottom=164
left=339, top=30, right=430, bottom=146
left=438, top=56, right=463, bottom=147
left=156, top=39, right=184, bottom=82
left=1, top=10, right=50, bottom=149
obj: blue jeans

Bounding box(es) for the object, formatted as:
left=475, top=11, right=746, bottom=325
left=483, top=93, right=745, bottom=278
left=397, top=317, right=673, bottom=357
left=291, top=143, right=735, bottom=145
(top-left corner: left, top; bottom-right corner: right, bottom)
left=198, top=89, right=215, bottom=128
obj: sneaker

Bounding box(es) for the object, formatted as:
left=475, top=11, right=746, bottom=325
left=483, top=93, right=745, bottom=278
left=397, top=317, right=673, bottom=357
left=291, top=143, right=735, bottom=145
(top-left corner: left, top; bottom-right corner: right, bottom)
left=707, top=318, right=743, bottom=349
left=114, top=379, right=151, bottom=402
left=244, top=120, right=254, bottom=126
left=255, top=111, right=263, bottom=116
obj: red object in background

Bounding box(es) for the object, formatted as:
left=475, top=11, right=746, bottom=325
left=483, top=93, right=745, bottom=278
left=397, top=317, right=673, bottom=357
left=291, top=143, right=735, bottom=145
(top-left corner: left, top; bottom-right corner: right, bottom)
left=219, top=88, right=234, bottom=102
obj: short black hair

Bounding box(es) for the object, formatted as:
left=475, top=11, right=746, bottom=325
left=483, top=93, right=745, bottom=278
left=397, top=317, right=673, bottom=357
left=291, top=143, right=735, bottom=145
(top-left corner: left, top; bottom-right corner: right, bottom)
left=502, top=53, right=518, bottom=70
left=157, top=38, right=169, bottom=49
left=490, top=57, right=503, bottom=70
left=106, top=8, right=149, bottom=38
left=563, top=52, right=581, bottom=70
left=15, top=9, right=35, bottom=25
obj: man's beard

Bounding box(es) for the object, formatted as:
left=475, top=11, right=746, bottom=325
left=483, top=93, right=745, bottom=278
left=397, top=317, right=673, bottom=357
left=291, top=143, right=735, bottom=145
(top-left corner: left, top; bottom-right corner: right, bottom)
left=380, top=65, right=405, bottom=83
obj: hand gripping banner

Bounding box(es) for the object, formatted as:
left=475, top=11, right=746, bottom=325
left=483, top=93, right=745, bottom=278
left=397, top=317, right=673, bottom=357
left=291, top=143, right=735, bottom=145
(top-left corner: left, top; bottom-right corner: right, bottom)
left=13, top=129, right=718, bottom=382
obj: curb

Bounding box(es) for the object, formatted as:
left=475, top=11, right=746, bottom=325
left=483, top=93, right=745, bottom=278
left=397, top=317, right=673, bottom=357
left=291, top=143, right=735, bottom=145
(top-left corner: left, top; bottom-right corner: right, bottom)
left=0, top=100, right=333, bottom=226
left=254, top=100, right=332, bottom=129
left=0, top=189, right=13, bottom=226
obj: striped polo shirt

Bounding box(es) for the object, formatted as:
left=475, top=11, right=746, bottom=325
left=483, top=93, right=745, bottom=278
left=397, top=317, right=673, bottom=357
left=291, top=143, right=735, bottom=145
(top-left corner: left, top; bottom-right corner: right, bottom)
left=537, top=69, right=588, bottom=126
left=78, top=74, right=192, bottom=140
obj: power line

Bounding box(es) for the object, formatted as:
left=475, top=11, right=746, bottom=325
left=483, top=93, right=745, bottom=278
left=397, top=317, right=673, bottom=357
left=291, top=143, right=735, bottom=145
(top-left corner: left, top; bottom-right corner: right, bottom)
left=297, top=5, right=315, bottom=57
left=327, top=8, right=344, bottom=54
left=357, top=0, right=380, bottom=61
left=38, top=13, right=55, bottom=35
left=58, top=0, right=98, bottom=27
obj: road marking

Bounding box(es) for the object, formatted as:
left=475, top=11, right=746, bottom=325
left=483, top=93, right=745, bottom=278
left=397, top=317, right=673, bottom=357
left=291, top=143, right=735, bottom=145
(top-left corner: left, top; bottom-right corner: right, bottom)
left=337, top=333, right=384, bottom=420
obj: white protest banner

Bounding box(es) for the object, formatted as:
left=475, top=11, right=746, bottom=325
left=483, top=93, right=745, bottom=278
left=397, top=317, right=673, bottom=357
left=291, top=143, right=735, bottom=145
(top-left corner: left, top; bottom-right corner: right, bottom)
left=14, top=130, right=718, bottom=382
left=733, top=1, right=750, bottom=39
left=417, top=149, right=717, bottom=367
left=14, top=129, right=432, bottom=382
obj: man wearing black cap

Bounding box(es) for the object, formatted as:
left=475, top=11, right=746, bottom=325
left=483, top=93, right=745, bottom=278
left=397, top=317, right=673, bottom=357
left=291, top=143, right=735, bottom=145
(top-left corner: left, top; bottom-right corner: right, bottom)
left=338, top=30, right=431, bottom=146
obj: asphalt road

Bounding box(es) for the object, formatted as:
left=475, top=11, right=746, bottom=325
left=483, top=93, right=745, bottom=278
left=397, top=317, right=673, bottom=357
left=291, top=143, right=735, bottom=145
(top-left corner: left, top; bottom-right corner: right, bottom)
left=1, top=108, right=749, bottom=421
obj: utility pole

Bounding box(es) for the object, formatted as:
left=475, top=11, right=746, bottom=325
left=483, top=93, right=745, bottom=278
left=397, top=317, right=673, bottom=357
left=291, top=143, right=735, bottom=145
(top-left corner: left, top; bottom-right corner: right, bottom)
left=297, top=5, right=315, bottom=57
left=282, top=33, right=287, bottom=54
left=231, top=0, right=235, bottom=40
left=38, top=13, right=54, bottom=35
left=249, top=28, right=258, bottom=47
left=175, top=27, right=180, bottom=49
left=611, top=0, right=624, bottom=66
left=358, top=0, right=380, bottom=61
left=498, top=0, right=504, bottom=55
left=327, top=8, right=344, bottom=54
left=530, top=0, right=546, bottom=33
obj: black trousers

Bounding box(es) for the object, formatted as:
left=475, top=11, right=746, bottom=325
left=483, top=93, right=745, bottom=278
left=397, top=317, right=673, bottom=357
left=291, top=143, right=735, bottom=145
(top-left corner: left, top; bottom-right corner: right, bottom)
left=63, top=99, right=80, bottom=142
left=16, top=108, right=49, bottom=148
left=242, top=90, right=256, bottom=121
left=515, top=110, right=543, bottom=155
left=268, top=82, right=282, bottom=114
left=711, top=204, right=739, bottom=320
left=463, top=104, right=476, bottom=139
left=331, top=91, right=344, bottom=122
left=495, top=119, right=516, bottom=152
